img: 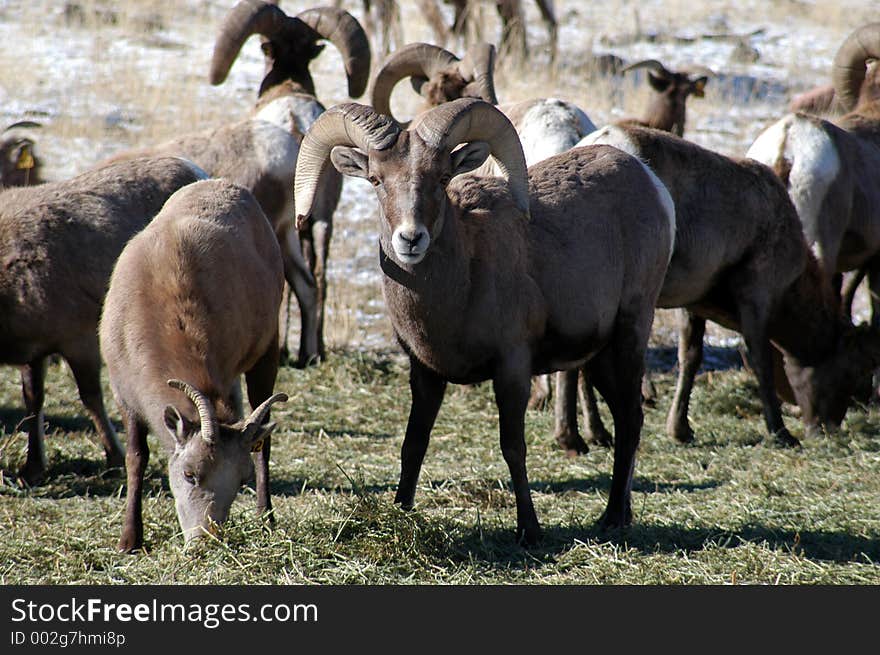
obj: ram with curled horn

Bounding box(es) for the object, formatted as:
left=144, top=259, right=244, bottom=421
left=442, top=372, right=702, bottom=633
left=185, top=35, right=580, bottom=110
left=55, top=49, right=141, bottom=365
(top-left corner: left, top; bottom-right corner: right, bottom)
left=748, top=23, right=880, bottom=333
left=100, top=179, right=288, bottom=552
left=295, top=97, right=675, bottom=544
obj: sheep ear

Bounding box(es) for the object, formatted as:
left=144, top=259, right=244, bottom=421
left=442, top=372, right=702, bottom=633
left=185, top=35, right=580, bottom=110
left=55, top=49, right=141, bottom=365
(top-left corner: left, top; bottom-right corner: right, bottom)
left=451, top=141, right=490, bottom=177
left=260, top=41, right=275, bottom=59
left=691, top=77, right=708, bottom=97
left=648, top=72, right=670, bottom=92
left=330, top=146, right=369, bottom=179
left=164, top=406, right=192, bottom=446
left=246, top=422, right=277, bottom=453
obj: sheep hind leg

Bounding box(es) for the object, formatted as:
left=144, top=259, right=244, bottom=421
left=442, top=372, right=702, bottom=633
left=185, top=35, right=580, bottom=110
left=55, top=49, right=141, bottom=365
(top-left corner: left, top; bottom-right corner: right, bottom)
left=493, top=354, right=542, bottom=546
left=665, top=309, right=705, bottom=444
left=279, top=223, right=320, bottom=368
left=394, top=357, right=446, bottom=509
left=590, top=313, right=651, bottom=531
left=551, top=369, right=590, bottom=455
left=245, top=339, right=282, bottom=521
left=18, top=357, right=47, bottom=485
left=66, top=347, right=124, bottom=471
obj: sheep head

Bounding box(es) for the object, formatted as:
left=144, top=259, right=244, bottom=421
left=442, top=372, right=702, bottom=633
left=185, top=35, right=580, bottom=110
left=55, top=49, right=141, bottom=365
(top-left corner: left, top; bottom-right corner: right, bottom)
left=0, top=121, right=42, bottom=188
left=783, top=324, right=880, bottom=437
left=294, top=98, right=528, bottom=266
left=209, top=0, right=370, bottom=100
left=622, top=59, right=714, bottom=136
left=164, top=379, right=287, bottom=542
left=370, top=42, right=498, bottom=126
left=832, top=22, right=880, bottom=115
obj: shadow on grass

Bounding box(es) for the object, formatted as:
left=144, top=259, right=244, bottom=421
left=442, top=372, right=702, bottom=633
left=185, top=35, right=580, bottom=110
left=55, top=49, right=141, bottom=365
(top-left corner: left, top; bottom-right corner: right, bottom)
left=532, top=474, right=721, bottom=495
left=0, top=407, right=104, bottom=436
left=305, top=427, right=396, bottom=440
left=448, top=521, right=880, bottom=567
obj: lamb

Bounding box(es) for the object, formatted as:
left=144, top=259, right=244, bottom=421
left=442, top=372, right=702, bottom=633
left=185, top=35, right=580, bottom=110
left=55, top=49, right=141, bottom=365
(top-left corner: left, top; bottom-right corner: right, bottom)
left=746, top=24, right=880, bottom=326
left=208, top=0, right=372, bottom=365
left=0, top=121, right=43, bottom=188
left=555, top=123, right=880, bottom=453
left=618, top=59, right=713, bottom=137
left=293, top=98, right=675, bottom=542
left=99, top=179, right=287, bottom=552
left=0, top=156, right=208, bottom=485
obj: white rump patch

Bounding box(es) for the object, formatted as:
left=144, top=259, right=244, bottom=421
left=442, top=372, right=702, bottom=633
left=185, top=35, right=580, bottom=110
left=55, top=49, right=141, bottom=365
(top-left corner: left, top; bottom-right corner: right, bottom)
left=639, top=161, right=676, bottom=264
left=517, top=98, right=597, bottom=166
left=577, top=125, right=640, bottom=159
left=746, top=114, right=840, bottom=240
left=255, top=96, right=324, bottom=137
left=174, top=157, right=211, bottom=180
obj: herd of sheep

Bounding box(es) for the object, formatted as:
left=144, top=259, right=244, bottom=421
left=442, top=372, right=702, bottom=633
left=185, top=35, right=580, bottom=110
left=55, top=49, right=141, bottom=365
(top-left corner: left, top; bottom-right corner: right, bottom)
left=0, top=0, right=878, bottom=552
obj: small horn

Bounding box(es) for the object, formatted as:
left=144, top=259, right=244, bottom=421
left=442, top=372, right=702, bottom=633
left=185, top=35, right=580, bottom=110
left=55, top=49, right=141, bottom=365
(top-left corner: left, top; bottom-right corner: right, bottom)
left=3, top=121, right=42, bottom=133
left=297, top=7, right=371, bottom=98
left=242, top=393, right=288, bottom=441
left=209, top=0, right=287, bottom=86
left=370, top=43, right=461, bottom=121
left=167, top=379, right=218, bottom=444
left=414, top=98, right=530, bottom=217
left=621, top=59, right=673, bottom=78
left=458, top=42, right=499, bottom=104
left=831, top=22, right=880, bottom=112
left=295, top=103, right=401, bottom=228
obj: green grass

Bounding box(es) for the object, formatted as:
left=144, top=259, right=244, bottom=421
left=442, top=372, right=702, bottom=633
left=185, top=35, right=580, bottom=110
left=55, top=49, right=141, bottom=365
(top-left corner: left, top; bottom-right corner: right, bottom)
left=1, top=350, right=879, bottom=584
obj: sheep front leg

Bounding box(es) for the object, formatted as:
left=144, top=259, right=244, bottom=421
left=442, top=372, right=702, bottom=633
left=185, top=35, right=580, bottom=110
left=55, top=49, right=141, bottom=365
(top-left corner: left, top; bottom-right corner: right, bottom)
left=394, top=357, right=446, bottom=509
left=245, top=342, right=282, bottom=521
left=665, top=309, right=705, bottom=443
left=493, top=359, right=542, bottom=546
left=18, top=358, right=47, bottom=485
left=119, top=412, right=149, bottom=553
left=278, top=222, right=320, bottom=368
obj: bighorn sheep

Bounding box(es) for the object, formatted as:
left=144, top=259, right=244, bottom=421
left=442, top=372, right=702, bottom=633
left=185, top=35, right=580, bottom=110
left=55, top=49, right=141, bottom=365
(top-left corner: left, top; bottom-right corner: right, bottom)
left=99, top=179, right=287, bottom=552
left=208, top=0, right=371, bottom=366
left=370, top=41, right=595, bottom=168
left=0, top=121, right=43, bottom=188
left=0, top=156, right=207, bottom=485
left=619, top=59, right=713, bottom=137
left=294, top=98, right=675, bottom=542
left=557, top=123, right=880, bottom=453
left=746, top=24, right=880, bottom=325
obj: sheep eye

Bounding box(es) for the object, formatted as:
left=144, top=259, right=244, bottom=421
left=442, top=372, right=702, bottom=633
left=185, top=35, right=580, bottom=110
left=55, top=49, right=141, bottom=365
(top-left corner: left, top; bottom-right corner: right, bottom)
left=368, top=174, right=381, bottom=187
left=183, top=471, right=197, bottom=486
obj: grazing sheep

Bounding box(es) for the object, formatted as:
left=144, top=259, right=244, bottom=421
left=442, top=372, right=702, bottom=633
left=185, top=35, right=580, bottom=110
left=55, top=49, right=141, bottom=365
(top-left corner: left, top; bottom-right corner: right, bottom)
left=746, top=24, right=880, bottom=327
left=209, top=0, right=371, bottom=367
left=0, top=121, right=43, bottom=188
left=99, top=179, right=287, bottom=552
left=0, top=156, right=208, bottom=485
left=294, top=98, right=675, bottom=542
left=557, top=123, right=880, bottom=453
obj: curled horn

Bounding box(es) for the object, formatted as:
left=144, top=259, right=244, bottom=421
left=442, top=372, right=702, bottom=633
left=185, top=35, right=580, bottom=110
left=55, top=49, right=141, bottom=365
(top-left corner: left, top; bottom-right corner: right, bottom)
left=621, top=59, right=673, bottom=79
left=209, top=0, right=287, bottom=85
left=458, top=42, right=498, bottom=105
left=242, top=393, right=289, bottom=441
left=294, top=103, right=401, bottom=229
left=414, top=98, right=530, bottom=218
left=296, top=7, right=371, bottom=98
left=370, top=43, right=461, bottom=121
left=831, top=22, right=880, bottom=112
left=167, top=379, right=218, bottom=444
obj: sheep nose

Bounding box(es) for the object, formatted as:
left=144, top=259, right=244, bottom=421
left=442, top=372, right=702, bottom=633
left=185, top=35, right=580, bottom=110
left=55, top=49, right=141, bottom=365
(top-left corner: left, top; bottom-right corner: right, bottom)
left=399, top=231, right=424, bottom=248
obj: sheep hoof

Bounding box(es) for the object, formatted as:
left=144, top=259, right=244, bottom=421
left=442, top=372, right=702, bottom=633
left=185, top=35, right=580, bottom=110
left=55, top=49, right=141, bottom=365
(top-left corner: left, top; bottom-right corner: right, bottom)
left=588, top=425, right=613, bottom=449
left=667, top=422, right=695, bottom=444
left=516, top=524, right=543, bottom=547
left=598, top=504, right=632, bottom=531
left=554, top=429, right=589, bottom=456
left=104, top=449, right=125, bottom=472
left=117, top=533, right=144, bottom=554
left=770, top=428, right=801, bottom=449
left=17, top=460, right=46, bottom=487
